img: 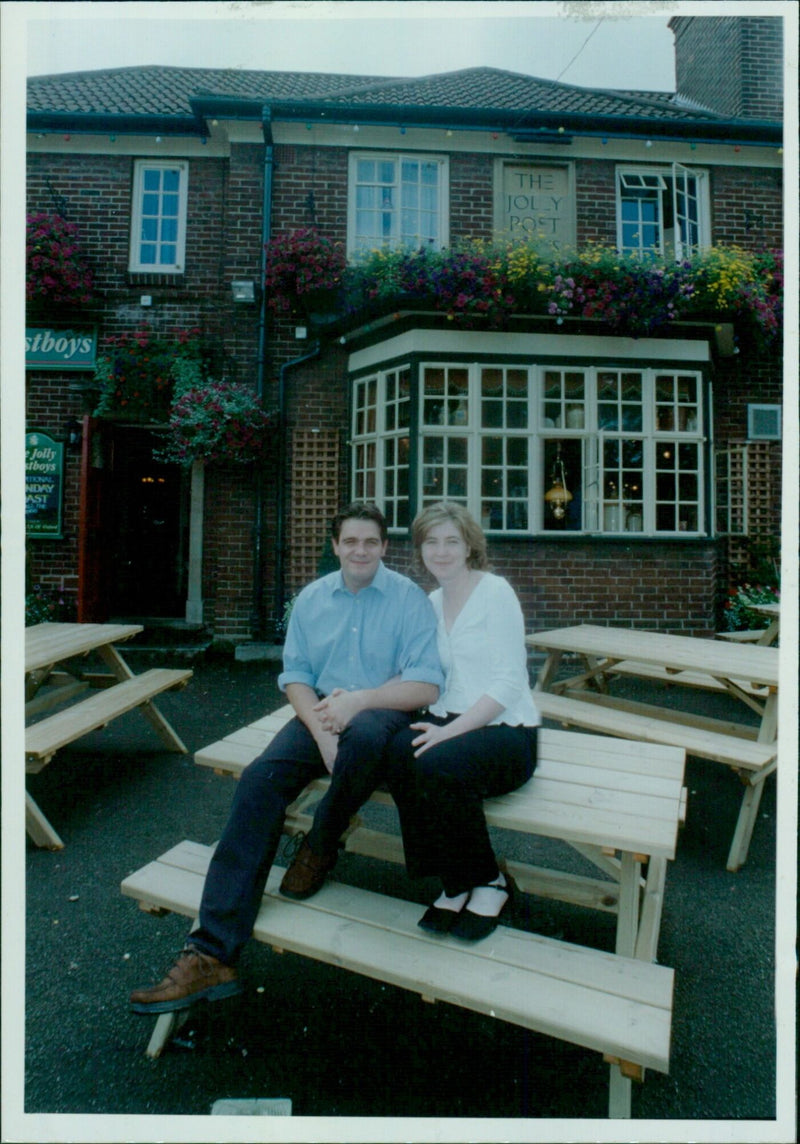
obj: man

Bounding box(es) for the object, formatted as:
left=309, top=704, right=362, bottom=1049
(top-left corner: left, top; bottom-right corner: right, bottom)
left=130, top=503, right=443, bottom=1014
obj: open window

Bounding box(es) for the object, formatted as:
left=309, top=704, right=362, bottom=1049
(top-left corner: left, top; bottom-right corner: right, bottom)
left=617, top=163, right=708, bottom=260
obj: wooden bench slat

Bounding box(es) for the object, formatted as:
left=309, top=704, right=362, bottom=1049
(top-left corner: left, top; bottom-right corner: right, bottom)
left=26, top=668, right=192, bottom=765
left=609, top=659, right=769, bottom=696
left=535, top=692, right=775, bottom=771
left=121, top=841, right=673, bottom=1074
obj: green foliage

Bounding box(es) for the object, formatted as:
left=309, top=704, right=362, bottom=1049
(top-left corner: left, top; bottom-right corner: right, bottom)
left=155, top=380, right=276, bottom=466
left=26, top=212, right=94, bottom=306
left=720, top=582, right=780, bottom=632
left=25, top=585, right=76, bottom=626
left=93, top=325, right=205, bottom=421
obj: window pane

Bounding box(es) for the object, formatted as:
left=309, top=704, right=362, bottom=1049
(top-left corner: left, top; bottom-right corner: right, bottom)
left=162, top=169, right=180, bottom=191
left=143, top=169, right=161, bottom=190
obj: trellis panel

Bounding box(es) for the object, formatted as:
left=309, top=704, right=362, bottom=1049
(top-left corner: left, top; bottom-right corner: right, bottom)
left=287, top=429, right=340, bottom=591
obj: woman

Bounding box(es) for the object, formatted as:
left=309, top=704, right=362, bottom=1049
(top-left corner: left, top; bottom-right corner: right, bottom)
left=389, top=501, right=540, bottom=941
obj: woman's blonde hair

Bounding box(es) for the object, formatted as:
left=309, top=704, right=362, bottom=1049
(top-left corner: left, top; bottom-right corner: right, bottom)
left=411, top=501, right=489, bottom=572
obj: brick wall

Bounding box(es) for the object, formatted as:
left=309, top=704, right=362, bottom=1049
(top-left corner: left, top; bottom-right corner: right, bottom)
left=385, top=535, right=721, bottom=636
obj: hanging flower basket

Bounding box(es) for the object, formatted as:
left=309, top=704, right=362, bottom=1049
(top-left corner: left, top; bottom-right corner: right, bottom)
left=155, top=381, right=277, bottom=466
left=264, top=228, right=346, bottom=317
left=92, top=325, right=205, bottom=422
left=26, top=212, right=94, bottom=307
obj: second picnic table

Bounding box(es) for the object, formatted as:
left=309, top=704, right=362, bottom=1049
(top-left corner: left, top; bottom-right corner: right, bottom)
left=25, top=622, right=193, bottom=849
left=528, top=624, right=780, bottom=871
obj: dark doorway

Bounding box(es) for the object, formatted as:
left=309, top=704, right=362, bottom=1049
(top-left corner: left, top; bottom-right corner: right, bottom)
left=106, top=426, right=189, bottom=617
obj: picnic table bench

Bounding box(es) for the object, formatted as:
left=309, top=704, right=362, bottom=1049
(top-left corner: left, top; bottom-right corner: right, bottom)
left=26, top=623, right=192, bottom=848
left=528, top=624, right=780, bottom=872
left=122, top=702, right=686, bottom=1118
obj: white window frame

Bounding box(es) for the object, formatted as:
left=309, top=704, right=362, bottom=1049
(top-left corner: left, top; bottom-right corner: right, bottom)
left=351, top=360, right=708, bottom=537
left=129, top=159, right=189, bottom=273
left=347, top=152, right=449, bottom=258
left=616, top=163, right=709, bottom=260
left=352, top=367, right=412, bottom=529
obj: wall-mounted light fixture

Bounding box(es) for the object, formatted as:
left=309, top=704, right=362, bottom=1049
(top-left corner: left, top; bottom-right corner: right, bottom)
left=65, top=418, right=83, bottom=451
left=231, top=280, right=257, bottom=304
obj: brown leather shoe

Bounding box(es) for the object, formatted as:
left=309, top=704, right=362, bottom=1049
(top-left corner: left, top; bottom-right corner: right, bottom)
left=279, top=838, right=336, bottom=900
left=129, top=947, right=241, bottom=1014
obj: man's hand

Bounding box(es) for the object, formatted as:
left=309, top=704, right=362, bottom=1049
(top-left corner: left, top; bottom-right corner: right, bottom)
left=314, top=688, right=365, bottom=735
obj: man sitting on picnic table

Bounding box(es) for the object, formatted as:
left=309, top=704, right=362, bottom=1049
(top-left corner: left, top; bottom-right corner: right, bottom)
left=130, top=502, right=443, bottom=1013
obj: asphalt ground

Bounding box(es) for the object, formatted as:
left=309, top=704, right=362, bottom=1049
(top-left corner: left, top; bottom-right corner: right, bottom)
left=16, top=650, right=790, bottom=1141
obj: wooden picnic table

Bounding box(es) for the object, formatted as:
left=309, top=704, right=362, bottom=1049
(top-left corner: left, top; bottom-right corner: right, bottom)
left=528, top=624, right=780, bottom=871
left=717, top=601, right=780, bottom=646
left=25, top=622, right=192, bottom=849
left=124, top=706, right=687, bottom=1116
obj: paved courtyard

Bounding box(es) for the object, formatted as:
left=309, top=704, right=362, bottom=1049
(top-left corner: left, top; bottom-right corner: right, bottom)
left=17, top=650, right=788, bottom=1141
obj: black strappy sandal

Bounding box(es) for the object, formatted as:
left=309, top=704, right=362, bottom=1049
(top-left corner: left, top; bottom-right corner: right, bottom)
left=450, top=874, right=515, bottom=942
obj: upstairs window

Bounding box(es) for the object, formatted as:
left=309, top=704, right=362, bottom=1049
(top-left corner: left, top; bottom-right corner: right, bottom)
left=348, top=153, right=448, bottom=256
left=129, top=160, right=188, bottom=273
left=617, top=164, right=708, bottom=260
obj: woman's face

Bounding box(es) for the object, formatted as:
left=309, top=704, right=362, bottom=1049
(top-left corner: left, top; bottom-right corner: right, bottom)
left=420, top=520, right=470, bottom=584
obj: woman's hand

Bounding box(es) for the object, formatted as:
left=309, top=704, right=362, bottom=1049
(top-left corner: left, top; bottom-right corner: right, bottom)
left=409, top=720, right=454, bottom=757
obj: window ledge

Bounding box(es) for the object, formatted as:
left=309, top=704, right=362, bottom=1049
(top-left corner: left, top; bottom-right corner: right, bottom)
left=127, top=272, right=185, bottom=287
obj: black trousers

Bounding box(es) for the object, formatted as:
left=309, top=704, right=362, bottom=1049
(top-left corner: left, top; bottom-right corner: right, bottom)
left=190, top=707, right=414, bottom=965
left=388, top=718, right=538, bottom=897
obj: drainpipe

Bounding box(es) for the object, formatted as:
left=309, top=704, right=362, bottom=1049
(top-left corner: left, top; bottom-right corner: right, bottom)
left=275, top=339, right=321, bottom=631
left=250, top=107, right=274, bottom=640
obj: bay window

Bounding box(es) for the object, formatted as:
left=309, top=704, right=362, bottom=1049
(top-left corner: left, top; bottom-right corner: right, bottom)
left=351, top=359, right=707, bottom=536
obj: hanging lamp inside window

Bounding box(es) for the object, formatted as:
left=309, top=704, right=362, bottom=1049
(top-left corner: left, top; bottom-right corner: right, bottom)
left=544, top=445, right=573, bottom=519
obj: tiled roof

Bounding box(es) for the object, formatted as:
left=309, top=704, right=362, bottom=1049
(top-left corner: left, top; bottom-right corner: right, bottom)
left=311, top=67, right=714, bottom=122
left=26, top=66, right=395, bottom=117
left=27, top=63, right=719, bottom=125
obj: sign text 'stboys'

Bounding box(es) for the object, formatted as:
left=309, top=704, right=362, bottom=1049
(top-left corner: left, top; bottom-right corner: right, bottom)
left=26, top=328, right=97, bottom=370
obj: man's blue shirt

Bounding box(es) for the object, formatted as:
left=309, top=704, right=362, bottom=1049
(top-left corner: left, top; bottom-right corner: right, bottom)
left=278, top=562, right=444, bottom=698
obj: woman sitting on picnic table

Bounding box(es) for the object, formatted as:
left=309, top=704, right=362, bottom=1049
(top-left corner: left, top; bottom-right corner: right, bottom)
left=387, top=501, right=540, bottom=941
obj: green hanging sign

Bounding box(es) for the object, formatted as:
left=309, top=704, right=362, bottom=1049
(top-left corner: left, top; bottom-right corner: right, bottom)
left=26, top=431, right=65, bottom=538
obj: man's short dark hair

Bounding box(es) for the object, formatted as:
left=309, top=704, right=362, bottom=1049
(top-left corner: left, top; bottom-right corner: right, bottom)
left=331, top=503, right=388, bottom=543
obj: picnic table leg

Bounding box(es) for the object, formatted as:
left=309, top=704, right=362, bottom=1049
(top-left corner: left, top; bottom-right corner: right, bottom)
left=25, top=791, right=64, bottom=850
left=146, top=1009, right=191, bottom=1059
left=535, top=650, right=562, bottom=691
left=634, top=856, right=667, bottom=963
left=95, top=643, right=189, bottom=754
left=607, top=1065, right=633, bottom=1118
left=615, top=851, right=641, bottom=959
left=726, top=765, right=775, bottom=872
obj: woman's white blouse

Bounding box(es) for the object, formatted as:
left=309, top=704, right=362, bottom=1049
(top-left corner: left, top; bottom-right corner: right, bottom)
left=428, top=573, right=541, bottom=727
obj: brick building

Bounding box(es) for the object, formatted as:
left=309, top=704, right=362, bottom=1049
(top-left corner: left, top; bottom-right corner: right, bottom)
left=25, top=15, right=784, bottom=643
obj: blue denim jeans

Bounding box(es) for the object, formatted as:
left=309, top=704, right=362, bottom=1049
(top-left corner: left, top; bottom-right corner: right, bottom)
left=387, top=719, right=538, bottom=897
left=190, top=708, right=414, bottom=965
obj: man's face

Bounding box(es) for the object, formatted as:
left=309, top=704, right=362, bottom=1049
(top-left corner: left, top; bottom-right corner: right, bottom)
left=332, top=518, right=387, bottom=592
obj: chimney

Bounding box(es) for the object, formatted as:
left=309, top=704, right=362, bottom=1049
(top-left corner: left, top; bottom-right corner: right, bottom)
left=669, top=15, right=783, bottom=120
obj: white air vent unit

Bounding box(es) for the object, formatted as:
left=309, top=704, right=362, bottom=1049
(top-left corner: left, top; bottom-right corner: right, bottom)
left=747, top=404, right=781, bottom=440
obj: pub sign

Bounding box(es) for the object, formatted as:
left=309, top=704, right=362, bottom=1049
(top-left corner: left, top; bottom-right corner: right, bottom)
left=26, top=327, right=97, bottom=370
left=26, top=431, right=65, bottom=538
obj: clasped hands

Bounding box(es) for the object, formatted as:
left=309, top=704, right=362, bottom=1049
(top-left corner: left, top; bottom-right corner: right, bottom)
left=313, top=688, right=363, bottom=736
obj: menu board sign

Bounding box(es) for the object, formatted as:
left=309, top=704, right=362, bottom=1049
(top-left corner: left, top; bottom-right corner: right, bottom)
left=26, top=431, right=65, bottom=538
